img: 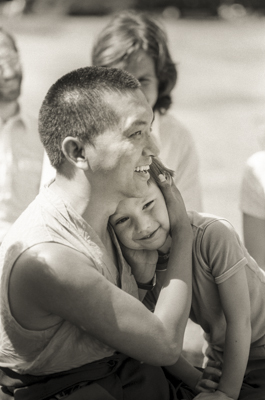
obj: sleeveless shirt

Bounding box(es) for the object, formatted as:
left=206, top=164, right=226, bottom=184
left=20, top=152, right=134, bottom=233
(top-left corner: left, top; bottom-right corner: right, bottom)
left=0, top=185, right=139, bottom=375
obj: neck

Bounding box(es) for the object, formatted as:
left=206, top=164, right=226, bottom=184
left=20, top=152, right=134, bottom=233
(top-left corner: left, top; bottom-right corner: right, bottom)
left=50, top=169, right=121, bottom=246
left=0, top=100, right=19, bottom=122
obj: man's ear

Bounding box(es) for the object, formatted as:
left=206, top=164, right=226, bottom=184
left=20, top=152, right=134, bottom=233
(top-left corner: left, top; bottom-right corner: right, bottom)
left=61, top=137, right=89, bottom=170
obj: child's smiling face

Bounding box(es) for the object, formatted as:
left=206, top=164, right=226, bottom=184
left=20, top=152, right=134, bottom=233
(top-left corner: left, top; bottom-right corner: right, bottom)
left=110, top=180, right=170, bottom=251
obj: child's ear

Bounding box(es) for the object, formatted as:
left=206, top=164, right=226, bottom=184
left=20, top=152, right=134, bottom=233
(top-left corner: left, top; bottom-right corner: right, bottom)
left=61, top=137, right=89, bottom=170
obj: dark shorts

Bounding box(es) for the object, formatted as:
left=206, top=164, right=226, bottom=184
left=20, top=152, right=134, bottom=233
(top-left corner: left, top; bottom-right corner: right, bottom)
left=0, top=353, right=195, bottom=400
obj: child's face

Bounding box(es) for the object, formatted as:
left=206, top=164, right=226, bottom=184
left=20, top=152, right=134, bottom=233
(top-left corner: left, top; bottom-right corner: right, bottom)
left=110, top=180, right=170, bottom=250
left=117, top=49, right=158, bottom=109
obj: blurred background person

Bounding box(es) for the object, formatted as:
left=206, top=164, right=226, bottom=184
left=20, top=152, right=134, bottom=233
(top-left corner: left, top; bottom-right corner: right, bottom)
left=240, top=148, right=265, bottom=270
left=92, top=9, right=203, bottom=212
left=0, top=28, right=43, bottom=243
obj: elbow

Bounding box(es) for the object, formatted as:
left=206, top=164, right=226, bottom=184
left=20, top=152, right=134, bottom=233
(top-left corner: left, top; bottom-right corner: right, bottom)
left=155, top=340, right=182, bottom=366
left=162, top=350, right=181, bottom=366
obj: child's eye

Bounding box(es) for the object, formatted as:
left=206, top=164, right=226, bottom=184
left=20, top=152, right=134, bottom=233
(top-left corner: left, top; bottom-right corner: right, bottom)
left=130, top=131, right=142, bottom=138
left=143, top=200, right=154, bottom=210
left=116, top=217, right=129, bottom=225
left=139, top=77, right=149, bottom=83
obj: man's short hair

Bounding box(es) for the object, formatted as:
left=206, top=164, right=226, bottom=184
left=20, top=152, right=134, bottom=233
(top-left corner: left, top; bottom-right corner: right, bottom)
left=39, top=66, right=140, bottom=170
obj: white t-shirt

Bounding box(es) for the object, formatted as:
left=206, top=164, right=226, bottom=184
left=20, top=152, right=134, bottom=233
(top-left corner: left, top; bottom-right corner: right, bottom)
left=240, top=151, right=265, bottom=219
left=152, top=111, right=202, bottom=212
left=0, top=109, right=44, bottom=241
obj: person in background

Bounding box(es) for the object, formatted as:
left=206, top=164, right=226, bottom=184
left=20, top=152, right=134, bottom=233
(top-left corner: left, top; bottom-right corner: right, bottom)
left=0, top=28, right=44, bottom=243
left=240, top=150, right=265, bottom=270
left=92, top=9, right=203, bottom=212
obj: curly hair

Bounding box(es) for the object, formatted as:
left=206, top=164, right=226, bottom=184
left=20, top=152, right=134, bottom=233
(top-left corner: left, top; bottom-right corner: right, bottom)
left=92, top=10, right=177, bottom=114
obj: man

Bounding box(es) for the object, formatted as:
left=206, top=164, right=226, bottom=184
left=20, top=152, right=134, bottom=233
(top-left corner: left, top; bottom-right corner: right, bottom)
left=0, top=28, right=44, bottom=243
left=0, top=66, right=198, bottom=399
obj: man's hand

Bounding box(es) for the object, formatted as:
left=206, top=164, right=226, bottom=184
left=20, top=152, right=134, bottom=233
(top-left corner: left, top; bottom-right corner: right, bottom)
left=195, top=361, right=222, bottom=393
left=121, top=244, right=158, bottom=283
left=194, top=390, right=234, bottom=400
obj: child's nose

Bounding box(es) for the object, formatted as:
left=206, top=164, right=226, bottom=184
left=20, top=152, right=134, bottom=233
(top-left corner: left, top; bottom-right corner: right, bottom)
left=136, top=216, right=151, bottom=234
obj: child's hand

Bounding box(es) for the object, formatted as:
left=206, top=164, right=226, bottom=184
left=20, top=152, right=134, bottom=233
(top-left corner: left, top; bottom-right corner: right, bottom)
left=195, top=361, right=222, bottom=394
left=156, top=173, right=191, bottom=236
left=194, top=391, right=234, bottom=400
left=120, top=244, right=158, bottom=284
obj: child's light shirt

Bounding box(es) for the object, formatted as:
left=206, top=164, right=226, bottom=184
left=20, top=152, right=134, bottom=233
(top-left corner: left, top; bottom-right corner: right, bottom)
left=0, top=185, right=139, bottom=375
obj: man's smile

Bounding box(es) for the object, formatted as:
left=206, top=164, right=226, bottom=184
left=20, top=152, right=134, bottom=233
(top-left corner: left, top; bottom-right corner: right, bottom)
left=134, top=164, right=150, bottom=173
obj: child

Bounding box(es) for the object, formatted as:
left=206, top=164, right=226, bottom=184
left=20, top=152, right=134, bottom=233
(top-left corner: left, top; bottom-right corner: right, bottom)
left=109, top=158, right=265, bottom=400
left=92, top=9, right=202, bottom=212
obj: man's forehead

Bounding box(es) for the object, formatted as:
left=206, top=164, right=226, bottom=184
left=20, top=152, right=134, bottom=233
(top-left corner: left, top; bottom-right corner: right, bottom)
left=123, top=108, right=152, bottom=131
left=103, top=89, right=151, bottom=128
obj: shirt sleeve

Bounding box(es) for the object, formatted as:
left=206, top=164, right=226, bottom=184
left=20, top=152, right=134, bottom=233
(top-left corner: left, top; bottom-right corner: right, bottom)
left=200, top=219, right=247, bottom=284
left=240, top=152, right=265, bottom=219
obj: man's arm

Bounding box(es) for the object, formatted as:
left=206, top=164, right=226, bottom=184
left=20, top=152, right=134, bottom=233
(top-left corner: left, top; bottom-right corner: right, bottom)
left=9, top=230, right=192, bottom=367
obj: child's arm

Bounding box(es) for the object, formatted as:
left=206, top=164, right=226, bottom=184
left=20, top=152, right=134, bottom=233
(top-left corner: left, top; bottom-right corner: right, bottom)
left=216, top=267, right=251, bottom=399
left=165, top=354, right=221, bottom=394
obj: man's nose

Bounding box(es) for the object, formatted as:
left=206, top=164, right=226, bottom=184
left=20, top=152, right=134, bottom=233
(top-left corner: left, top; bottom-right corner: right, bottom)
left=143, top=132, right=159, bottom=157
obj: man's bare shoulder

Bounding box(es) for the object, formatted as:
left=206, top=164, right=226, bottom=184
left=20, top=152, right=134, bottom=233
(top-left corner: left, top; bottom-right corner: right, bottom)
left=16, top=242, right=93, bottom=272
left=9, top=242, right=97, bottom=330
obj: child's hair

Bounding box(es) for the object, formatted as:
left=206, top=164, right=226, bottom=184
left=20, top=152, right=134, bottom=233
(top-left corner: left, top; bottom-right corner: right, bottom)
left=92, top=9, right=177, bottom=114
left=149, top=157, right=174, bottom=185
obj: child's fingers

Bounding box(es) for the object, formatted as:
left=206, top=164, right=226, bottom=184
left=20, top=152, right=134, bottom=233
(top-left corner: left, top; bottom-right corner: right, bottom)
left=206, top=360, right=221, bottom=369
left=204, top=365, right=222, bottom=377
left=158, top=172, right=172, bottom=183
left=157, top=173, right=174, bottom=191
left=198, top=378, right=219, bottom=391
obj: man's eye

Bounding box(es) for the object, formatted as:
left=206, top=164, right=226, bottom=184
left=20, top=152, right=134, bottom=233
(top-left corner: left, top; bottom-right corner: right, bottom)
left=116, top=217, right=129, bottom=225
left=143, top=200, right=154, bottom=210
left=130, top=131, right=142, bottom=138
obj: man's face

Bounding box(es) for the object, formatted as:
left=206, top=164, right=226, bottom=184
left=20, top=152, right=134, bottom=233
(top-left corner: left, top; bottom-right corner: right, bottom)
left=0, top=40, right=22, bottom=103
left=86, top=88, right=159, bottom=199
left=110, top=180, right=170, bottom=250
